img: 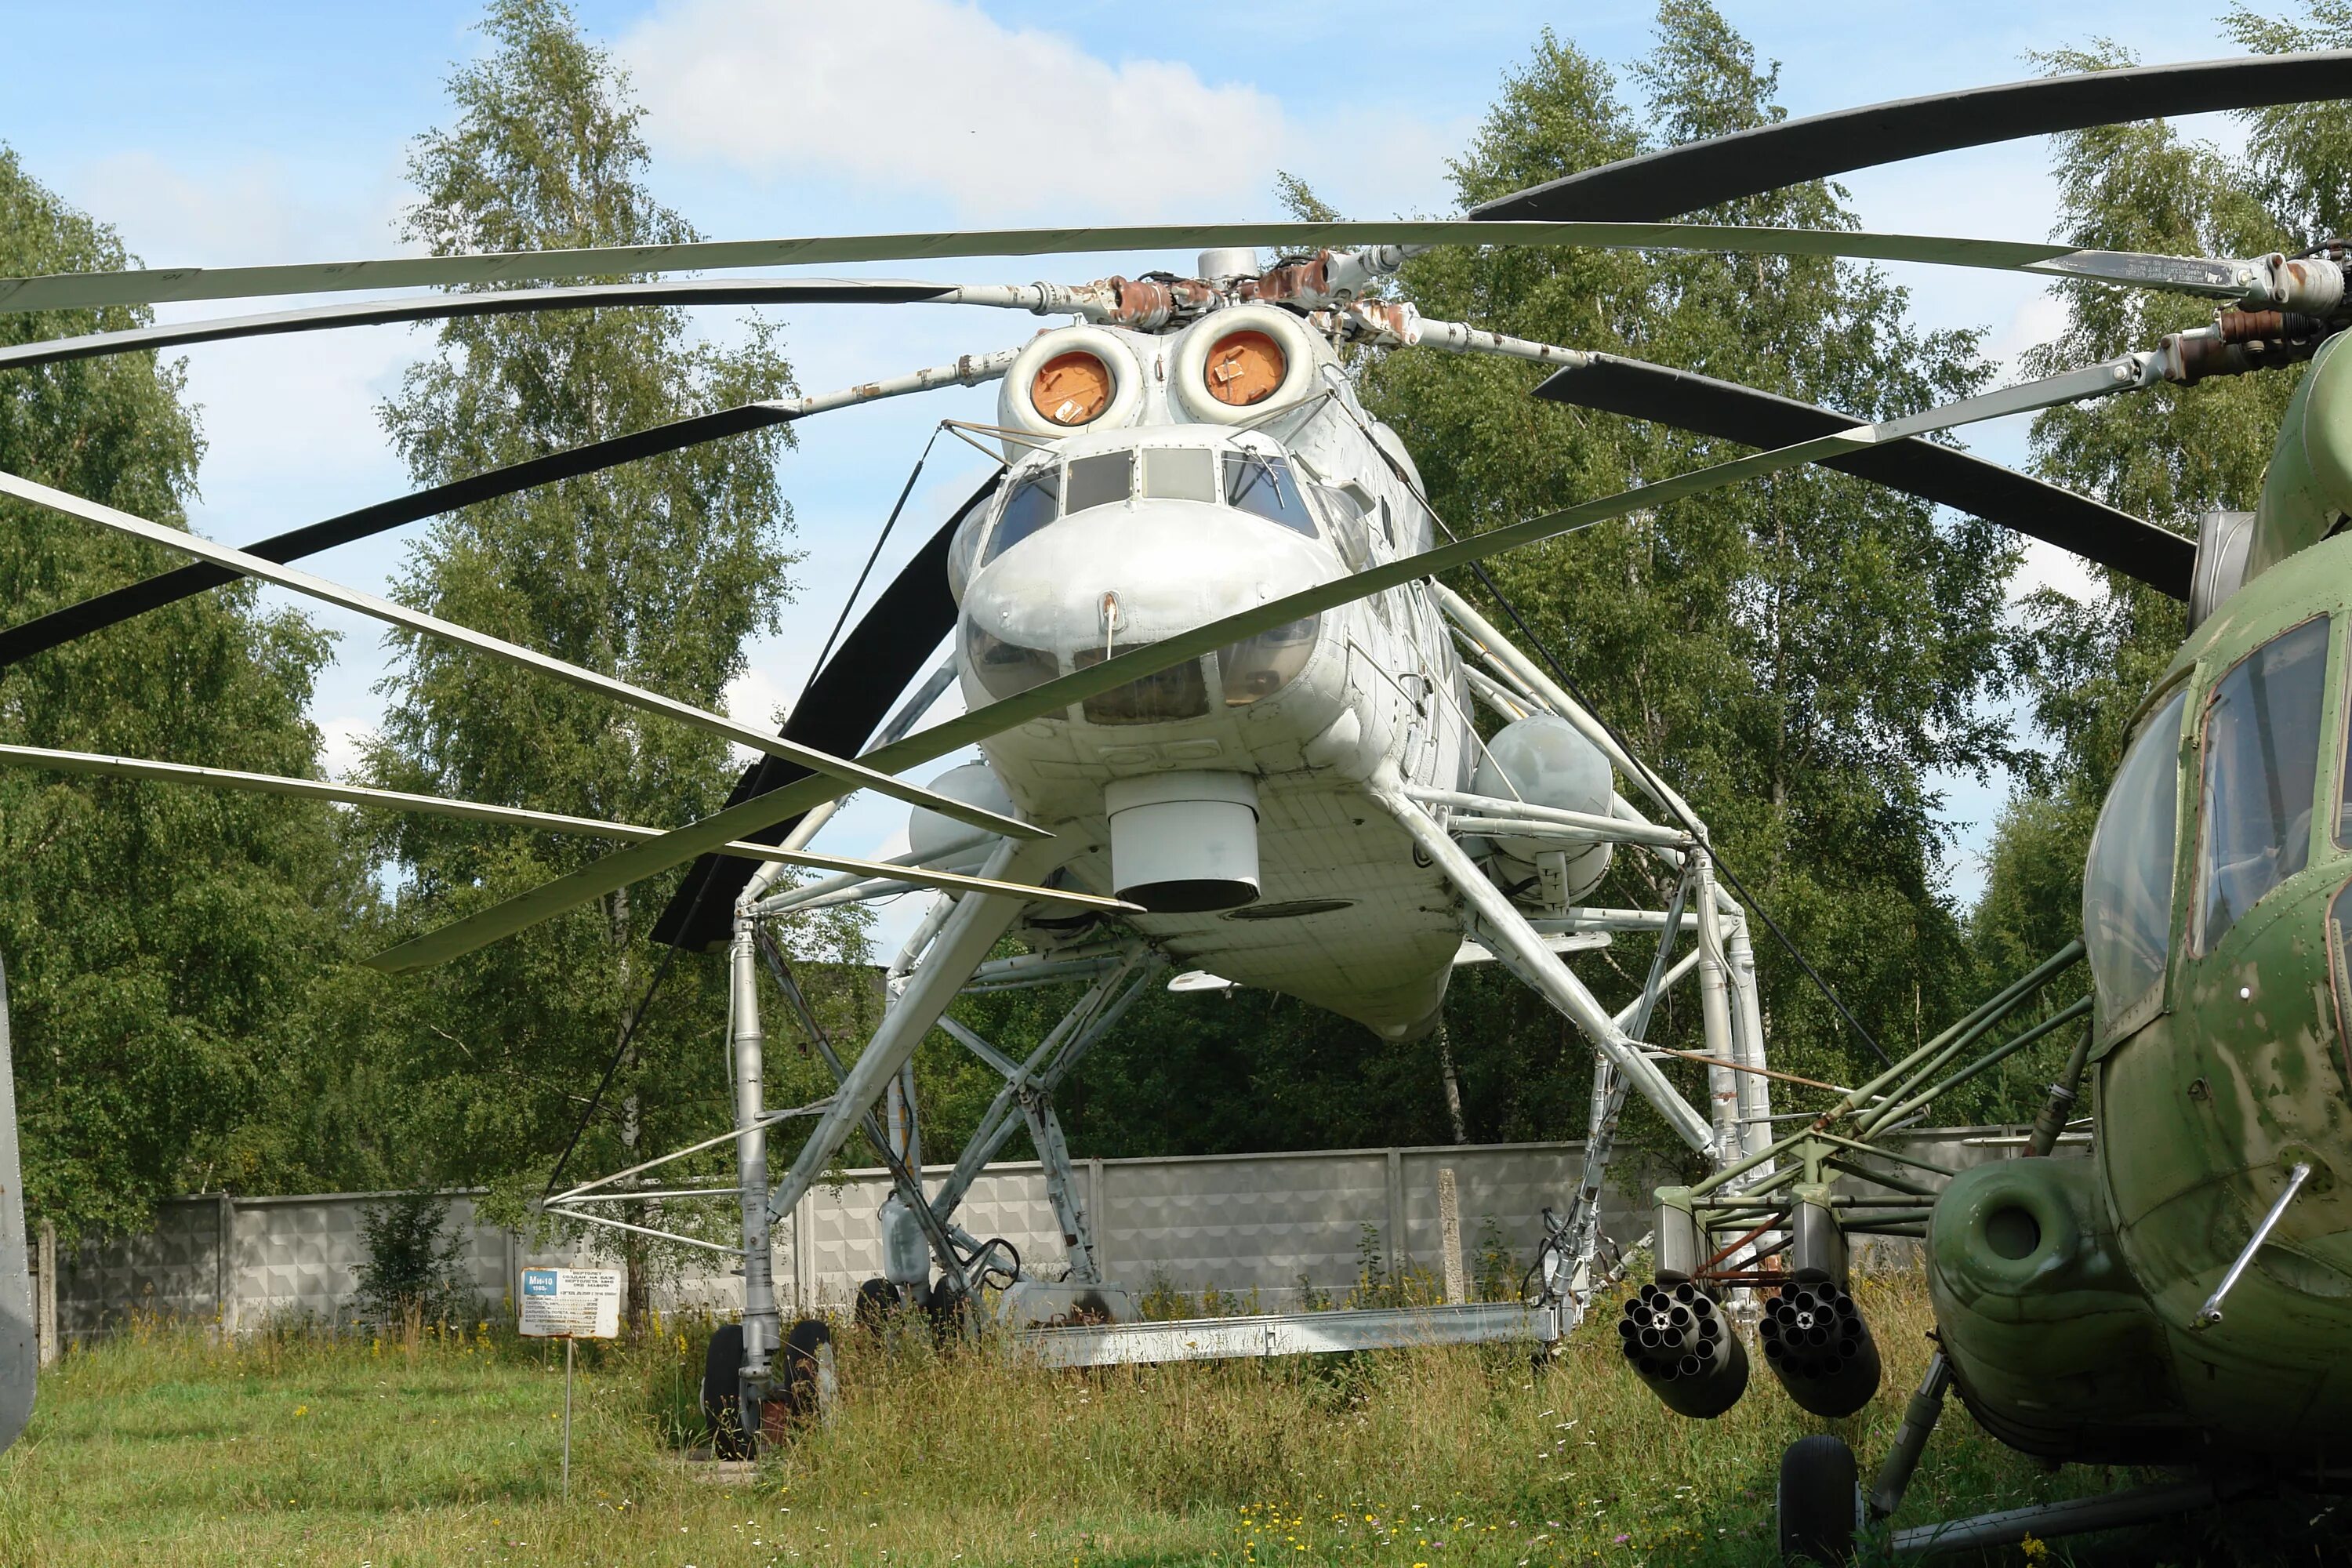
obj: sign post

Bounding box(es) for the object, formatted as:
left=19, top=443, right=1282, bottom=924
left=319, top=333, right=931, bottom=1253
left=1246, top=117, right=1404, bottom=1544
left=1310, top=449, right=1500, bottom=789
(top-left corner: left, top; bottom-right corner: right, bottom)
left=518, top=1266, right=624, bottom=1501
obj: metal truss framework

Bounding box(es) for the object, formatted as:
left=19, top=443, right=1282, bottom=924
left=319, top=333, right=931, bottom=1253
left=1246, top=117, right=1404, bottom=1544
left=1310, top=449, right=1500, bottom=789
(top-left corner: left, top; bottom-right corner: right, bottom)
left=534, top=593, right=1786, bottom=1436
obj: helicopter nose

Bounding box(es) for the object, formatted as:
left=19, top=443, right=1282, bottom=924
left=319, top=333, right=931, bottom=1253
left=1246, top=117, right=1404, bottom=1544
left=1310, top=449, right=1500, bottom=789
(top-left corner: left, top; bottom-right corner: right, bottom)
left=959, top=494, right=1340, bottom=716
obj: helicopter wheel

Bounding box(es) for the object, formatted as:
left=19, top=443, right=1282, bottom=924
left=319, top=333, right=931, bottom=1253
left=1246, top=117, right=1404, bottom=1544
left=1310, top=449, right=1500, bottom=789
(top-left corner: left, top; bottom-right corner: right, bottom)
left=701, top=1323, right=754, bottom=1460
left=851, top=1276, right=898, bottom=1332
left=771, top=1316, right=835, bottom=1430
left=1777, top=1434, right=1860, bottom=1566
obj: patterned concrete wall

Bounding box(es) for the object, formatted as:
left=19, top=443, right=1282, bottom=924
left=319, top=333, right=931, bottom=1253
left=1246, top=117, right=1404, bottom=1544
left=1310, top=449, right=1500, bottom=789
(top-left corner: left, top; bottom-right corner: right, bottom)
left=39, top=1127, right=2074, bottom=1336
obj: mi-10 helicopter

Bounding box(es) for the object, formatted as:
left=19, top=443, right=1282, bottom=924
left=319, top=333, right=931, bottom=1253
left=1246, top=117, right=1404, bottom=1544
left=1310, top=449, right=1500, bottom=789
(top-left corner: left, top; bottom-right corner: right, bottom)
left=1, top=42, right=2350, bottom=1562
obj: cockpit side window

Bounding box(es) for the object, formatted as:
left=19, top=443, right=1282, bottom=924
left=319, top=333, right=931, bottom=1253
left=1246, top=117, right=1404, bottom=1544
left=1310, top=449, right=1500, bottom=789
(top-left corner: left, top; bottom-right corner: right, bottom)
left=982, top=468, right=1058, bottom=566
left=1222, top=452, right=1316, bottom=536
left=2084, top=688, right=2186, bottom=1033
left=2197, top=615, right=2331, bottom=953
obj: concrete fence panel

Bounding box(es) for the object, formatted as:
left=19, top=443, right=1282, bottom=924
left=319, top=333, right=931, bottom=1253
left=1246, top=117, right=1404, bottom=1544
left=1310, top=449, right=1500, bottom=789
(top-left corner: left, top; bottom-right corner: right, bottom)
left=34, top=1127, right=2082, bottom=1339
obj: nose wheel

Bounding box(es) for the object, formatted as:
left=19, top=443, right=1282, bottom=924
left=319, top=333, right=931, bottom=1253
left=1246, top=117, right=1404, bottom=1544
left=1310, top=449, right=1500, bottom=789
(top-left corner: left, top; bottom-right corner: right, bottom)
left=1777, top=1434, right=1860, bottom=1566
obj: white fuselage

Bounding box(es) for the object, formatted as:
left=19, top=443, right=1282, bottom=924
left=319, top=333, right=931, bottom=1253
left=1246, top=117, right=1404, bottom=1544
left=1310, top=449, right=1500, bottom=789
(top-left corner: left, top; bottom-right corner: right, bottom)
left=948, top=314, right=1476, bottom=1038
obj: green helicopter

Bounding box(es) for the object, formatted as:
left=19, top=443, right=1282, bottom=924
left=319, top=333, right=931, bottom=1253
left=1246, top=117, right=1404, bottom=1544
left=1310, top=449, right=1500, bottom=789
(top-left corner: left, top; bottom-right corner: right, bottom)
left=1481, top=49, right=2352, bottom=1568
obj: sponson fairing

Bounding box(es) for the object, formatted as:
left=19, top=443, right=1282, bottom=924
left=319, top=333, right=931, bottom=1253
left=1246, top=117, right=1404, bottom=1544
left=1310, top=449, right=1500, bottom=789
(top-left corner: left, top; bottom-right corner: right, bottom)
left=948, top=311, right=1472, bottom=1037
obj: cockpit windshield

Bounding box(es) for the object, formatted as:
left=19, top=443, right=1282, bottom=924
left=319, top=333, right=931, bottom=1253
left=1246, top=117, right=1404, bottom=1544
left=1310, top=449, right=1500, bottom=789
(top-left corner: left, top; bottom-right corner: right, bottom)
left=982, top=468, right=1057, bottom=566
left=1065, top=450, right=1133, bottom=515
left=1142, top=446, right=1218, bottom=503
left=1223, top=452, right=1316, bottom=537
left=2084, top=688, right=2185, bottom=1032
left=979, top=446, right=1326, bottom=567
left=2197, top=615, right=2329, bottom=953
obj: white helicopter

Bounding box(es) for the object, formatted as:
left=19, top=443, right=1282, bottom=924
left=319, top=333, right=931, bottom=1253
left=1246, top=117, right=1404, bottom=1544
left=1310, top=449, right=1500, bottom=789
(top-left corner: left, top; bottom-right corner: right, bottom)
left=1, top=49, right=2343, bottom=1457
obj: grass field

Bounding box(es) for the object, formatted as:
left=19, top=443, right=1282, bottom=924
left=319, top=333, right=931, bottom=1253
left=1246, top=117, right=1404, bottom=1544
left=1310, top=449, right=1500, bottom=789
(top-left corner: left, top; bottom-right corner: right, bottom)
left=0, top=1277, right=2322, bottom=1567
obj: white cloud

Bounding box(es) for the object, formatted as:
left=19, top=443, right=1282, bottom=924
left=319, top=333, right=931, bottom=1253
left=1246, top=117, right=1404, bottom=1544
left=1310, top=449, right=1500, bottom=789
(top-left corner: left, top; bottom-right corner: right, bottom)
left=621, top=0, right=1294, bottom=220
left=723, top=662, right=797, bottom=755
left=316, top=716, right=376, bottom=781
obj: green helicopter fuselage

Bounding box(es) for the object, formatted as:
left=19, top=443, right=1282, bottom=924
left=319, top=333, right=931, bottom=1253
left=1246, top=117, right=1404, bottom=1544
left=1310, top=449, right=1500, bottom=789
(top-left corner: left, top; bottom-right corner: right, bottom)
left=1928, top=332, right=2352, bottom=1461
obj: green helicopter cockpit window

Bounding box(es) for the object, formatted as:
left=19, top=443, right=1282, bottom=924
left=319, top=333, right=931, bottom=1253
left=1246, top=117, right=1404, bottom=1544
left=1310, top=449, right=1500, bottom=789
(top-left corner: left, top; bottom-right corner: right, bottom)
left=2084, top=687, right=2187, bottom=1031
left=2197, top=615, right=2330, bottom=954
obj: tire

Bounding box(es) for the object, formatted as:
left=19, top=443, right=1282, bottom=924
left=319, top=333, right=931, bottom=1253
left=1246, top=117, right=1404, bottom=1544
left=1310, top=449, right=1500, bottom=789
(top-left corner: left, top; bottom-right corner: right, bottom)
left=702, top=1323, right=753, bottom=1460
left=924, top=1275, right=968, bottom=1343
left=1777, top=1434, right=1860, bottom=1566
left=774, top=1317, right=834, bottom=1426
left=852, top=1276, right=897, bottom=1332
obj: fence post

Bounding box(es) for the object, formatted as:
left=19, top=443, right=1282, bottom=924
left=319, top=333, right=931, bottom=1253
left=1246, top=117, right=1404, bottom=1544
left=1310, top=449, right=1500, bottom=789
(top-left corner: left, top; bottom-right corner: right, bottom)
left=34, top=1219, right=55, bottom=1367
left=793, top=1189, right=811, bottom=1311
left=216, top=1193, right=235, bottom=1338
left=1087, top=1157, right=1107, bottom=1279
left=1384, top=1149, right=1404, bottom=1283
left=1437, top=1168, right=1465, bottom=1304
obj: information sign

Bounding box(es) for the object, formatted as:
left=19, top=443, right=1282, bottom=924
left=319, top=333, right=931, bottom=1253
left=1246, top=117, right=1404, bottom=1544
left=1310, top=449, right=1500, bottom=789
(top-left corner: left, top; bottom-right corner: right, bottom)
left=518, top=1266, right=623, bottom=1340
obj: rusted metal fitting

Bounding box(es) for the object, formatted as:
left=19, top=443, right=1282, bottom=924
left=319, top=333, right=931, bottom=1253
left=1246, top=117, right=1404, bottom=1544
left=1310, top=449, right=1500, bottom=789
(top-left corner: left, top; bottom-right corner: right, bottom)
left=1111, top=275, right=1216, bottom=329
left=2158, top=321, right=2332, bottom=384
left=2247, top=252, right=2350, bottom=316
left=1245, top=250, right=1338, bottom=307
left=2219, top=309, right=2328, bottom=343
left=1344, top=299, right=1422, bottom=344
left=1058, top=275, right=1218, bottom=330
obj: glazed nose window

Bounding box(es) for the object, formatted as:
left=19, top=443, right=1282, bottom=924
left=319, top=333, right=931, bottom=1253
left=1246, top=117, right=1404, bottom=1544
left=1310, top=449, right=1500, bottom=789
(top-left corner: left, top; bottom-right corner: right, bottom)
left=1142, top=446, right=1217, bottom=503
left=982, top=468, right=1058, bottom=566
left=1065, top=450, right=1134, bottom=516
left=1220, top=615, right=1319, bottom=706
left=964, top=619, right=1060, bottom=701
left=1222, top=452, right=1316, bottom=537
left=1073, top=641, right=1210, bottom=724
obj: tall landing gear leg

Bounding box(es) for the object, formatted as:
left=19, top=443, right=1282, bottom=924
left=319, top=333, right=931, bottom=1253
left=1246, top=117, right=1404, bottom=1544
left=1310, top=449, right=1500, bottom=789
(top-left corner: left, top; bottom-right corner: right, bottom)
left=1869, top=1353, right=1952, bottom=1521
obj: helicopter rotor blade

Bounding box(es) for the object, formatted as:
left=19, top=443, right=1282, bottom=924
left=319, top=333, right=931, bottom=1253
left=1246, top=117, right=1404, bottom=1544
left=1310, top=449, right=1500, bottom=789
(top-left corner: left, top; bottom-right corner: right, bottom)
left=0, top=348, right=1019, bottom=670
left=0, top=223, right=2065, bottom=314
left=652, top=474, right=994, bottom=952
left=367, top=346, right=2166, bottom=974
left=0, top=223, right=2312, bottom=322
left=0, top=278, right=961, bottom=372
left=1532, top=354, right=2194, bottom=597
left=0, top=743, right=1131, bottom=913
left=0, top=466, right=1047, bottom=847
left=1469, top=50, right=2352, bottom=222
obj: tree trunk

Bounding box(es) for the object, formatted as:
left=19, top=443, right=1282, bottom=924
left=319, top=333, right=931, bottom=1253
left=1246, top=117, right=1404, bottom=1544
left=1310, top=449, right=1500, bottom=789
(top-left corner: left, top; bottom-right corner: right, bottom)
left=1438, top=1023, right=1468, bottom=1145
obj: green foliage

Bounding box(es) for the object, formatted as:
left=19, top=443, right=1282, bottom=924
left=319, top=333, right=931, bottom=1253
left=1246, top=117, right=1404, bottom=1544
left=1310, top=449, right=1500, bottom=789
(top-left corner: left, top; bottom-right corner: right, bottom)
left=0, top=146, right=361, bottom=1236
left=343, top=0, right=859, bottom=1225
left=1975, top=19, right=2352, bottom=1038
left=353, top=1190, right=471, bottom=1324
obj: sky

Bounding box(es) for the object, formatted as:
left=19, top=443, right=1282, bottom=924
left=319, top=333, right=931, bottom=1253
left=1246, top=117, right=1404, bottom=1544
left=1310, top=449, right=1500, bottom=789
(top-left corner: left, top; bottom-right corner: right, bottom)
left=0, top=0, right=2263, bottom=950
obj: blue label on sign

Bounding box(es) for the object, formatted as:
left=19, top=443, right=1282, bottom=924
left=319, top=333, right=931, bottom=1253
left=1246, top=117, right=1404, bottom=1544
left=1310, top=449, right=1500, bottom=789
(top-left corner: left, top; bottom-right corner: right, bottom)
left=521, top=1269, right=558, bottom=1297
